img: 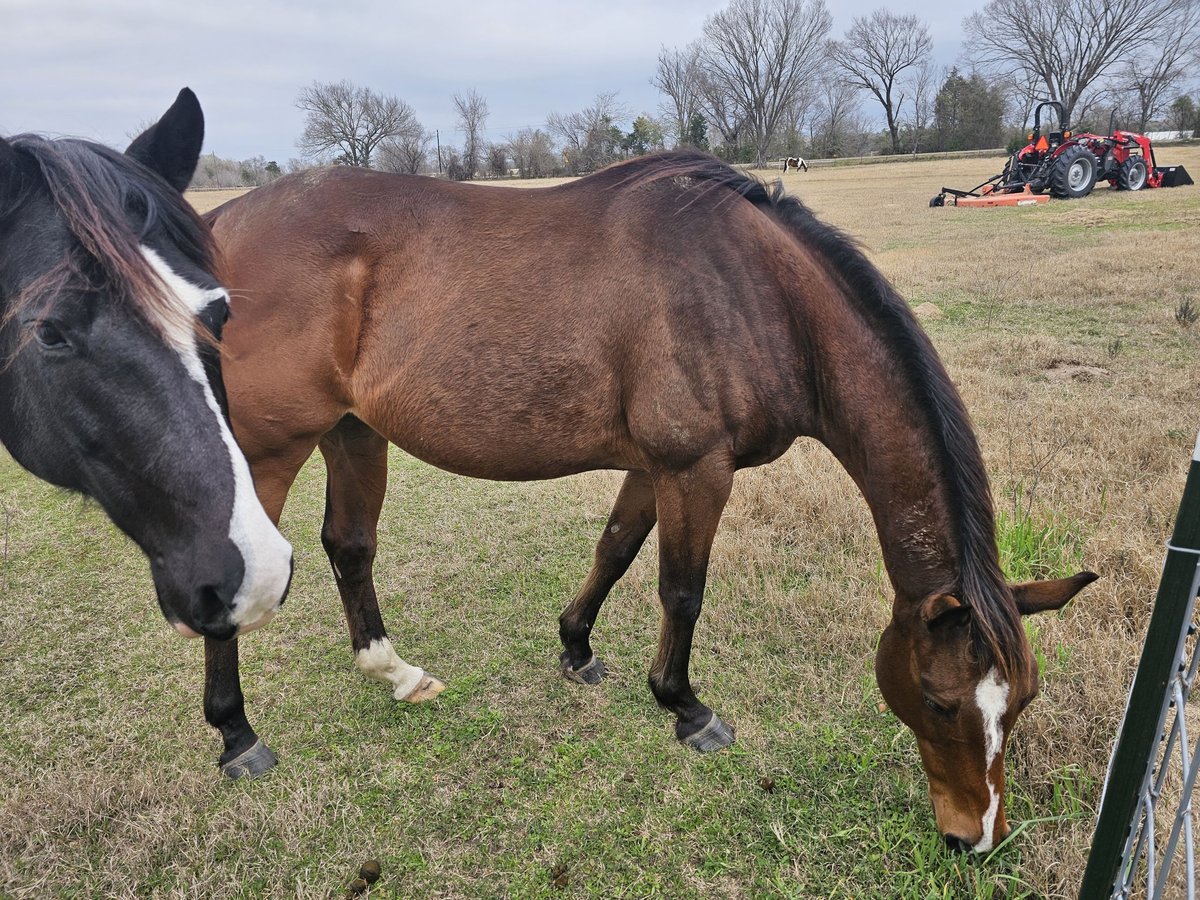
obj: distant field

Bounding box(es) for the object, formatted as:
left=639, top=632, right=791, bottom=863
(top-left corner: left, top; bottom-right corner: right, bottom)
left=4, top=147, right=1199, bottom=898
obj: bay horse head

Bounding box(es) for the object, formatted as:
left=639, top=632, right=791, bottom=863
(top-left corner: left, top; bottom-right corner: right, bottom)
left=0, top=89, right=293, bottom=641
left=876, top=570, right=1097, bottom=851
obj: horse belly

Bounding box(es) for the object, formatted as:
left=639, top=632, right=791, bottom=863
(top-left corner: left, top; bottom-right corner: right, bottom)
left=355, top=363, right=637, bottom=481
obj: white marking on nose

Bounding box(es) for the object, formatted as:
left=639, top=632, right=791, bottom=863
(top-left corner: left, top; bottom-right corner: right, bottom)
left=141, top=247, right=293, bottom=631
left=355, top=637, right=426, bottom=700
left=973, top=666, right=1009, bottom=853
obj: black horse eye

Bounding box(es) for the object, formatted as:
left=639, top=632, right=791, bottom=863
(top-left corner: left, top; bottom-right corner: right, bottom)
left=33, top=320, right=70, bottom=350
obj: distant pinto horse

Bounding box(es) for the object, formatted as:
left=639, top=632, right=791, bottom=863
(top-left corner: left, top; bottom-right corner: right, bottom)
left=782, top=156, right=808, bottom=172
left=0, top=90, right=293, bottom=777
left=206, top=151, right=1095, bottom=851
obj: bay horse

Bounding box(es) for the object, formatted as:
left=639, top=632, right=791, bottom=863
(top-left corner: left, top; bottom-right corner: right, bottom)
left=206, top=150, right=1095, bottom=851
left=1, top=90, right=293, bottom=775
left=783, top=156, right=808, bottom=172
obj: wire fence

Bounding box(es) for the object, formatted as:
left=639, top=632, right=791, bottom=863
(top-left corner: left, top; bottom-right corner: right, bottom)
left=1079, top=433, right=1200, bottom=898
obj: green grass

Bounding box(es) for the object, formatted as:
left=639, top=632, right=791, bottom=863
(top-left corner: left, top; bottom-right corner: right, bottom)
left=0, top=450, right=1092, bottom=899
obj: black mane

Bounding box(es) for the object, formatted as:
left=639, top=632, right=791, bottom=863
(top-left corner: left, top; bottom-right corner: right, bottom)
left=619, top=150, right=1023, bottom=678
left=2, top=134, right=214, bottom=333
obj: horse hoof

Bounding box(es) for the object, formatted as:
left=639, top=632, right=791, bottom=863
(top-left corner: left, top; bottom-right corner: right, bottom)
left=561, top=654, right=606, bottom=685
left=220, top=740, right=278, bottom=779
left=401, top=671, right=445, bottom=703
left=679, top=713, right=735, bottom=753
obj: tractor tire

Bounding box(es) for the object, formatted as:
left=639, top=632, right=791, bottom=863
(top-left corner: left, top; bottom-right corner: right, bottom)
left=1050, top=145, right=1098, bottom=199
left=1117, top=156, right=1149, bottom=191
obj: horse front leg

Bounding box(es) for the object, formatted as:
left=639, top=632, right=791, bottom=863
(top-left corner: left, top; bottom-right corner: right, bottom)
left=559, top=470, right=657, bottom=684
left=202, top=435, right=317, bottom=778
left=648, top=454, right=735, bottom=752
left=205, top=636, right=276, bottom=777
left=319, top=415, right=443, bottom=702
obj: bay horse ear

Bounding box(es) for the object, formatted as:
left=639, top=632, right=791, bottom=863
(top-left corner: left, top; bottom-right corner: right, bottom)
left=1012, top=571, right=1099, bottom=615
left=920, top=593, right=972, bottom=629
left=126, top=87, right=204, bottom=193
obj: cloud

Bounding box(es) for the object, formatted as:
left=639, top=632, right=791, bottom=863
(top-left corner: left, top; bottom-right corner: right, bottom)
left=3, top=0, right=981, bottom=161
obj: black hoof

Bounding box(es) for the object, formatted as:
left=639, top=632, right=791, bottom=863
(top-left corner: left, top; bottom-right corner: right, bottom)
left=678, top=713, right=735, bottom=752
left=560, top=652, right=606, bottom=685
left=220, top=740, right=278, bottom=779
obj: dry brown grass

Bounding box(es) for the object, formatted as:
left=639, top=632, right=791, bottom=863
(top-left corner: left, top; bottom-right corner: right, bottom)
left=4, top=148, right=1198, bottom=898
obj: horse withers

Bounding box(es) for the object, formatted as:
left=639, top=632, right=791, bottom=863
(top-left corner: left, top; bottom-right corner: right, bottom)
left=206, top=151, right=1094, bottom=850
left=0, top=90, right=293, bottom=775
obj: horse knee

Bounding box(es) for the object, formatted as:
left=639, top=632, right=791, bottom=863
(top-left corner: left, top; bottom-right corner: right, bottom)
left=321, top=526, right=376, bottom=576
left=660, top=588, right=702, bottom=622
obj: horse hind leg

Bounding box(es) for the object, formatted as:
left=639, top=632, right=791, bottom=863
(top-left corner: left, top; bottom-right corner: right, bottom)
left=319, top=415, right=443, bottom=703
left=559, top=470, right=657, bottom=684
left=648, top=454, right=736, bottom=752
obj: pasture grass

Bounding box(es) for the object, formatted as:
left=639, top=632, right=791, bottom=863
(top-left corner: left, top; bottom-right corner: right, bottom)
left=4, top=147, right=1200, bottom=898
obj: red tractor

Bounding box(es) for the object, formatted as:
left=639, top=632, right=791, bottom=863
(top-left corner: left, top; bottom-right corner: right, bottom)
left=931, top=102, right=1193, bottom=207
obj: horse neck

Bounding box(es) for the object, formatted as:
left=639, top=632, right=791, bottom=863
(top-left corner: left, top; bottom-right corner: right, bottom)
left=801, top=306, right=976, bottom=603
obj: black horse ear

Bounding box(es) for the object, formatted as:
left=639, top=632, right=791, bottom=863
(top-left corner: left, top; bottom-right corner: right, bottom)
left=0, top=136, right=31, bottom=214
left=126, top=88, right=204, bottom=193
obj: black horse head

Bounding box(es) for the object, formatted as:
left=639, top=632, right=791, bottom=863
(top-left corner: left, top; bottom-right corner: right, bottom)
left=0, top=89, right=292, bottom=639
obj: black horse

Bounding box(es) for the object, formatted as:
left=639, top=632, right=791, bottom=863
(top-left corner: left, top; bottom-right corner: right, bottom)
left=0, top=89, right=293, bottom=776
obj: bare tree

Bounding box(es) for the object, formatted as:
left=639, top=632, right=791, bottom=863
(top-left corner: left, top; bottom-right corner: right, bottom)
left=506, top=128, right=558, bottom=179
left=296, top=80, right=420, bottom=168
left=830, top=10, right=932, bottom=154
left=902, top=60, right=941, bottom=154
left=1120, top=0, right=1200, bottom=129
left=486, top=144, right=508, bottom=177
left=654, top=43, right=705, bottom=147
left=699, top=0, right=832, bottom=168
left=546, top=92, right=629, bottom=174
left=1002, top=67, right=1047, bottom=131
left=696, top=66, right=746, bottom=154
left=963, top=0, right=1196, bottom=124
left=809, top=75, right=867, bottom=158
left=376, top=129, right=433, bottom=174
left=453, top=89, right=489, bottom=181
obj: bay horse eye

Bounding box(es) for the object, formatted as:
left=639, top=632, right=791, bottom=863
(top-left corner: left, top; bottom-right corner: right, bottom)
left=923, top=694, right=954, bottom=717
left=33, top=320, right=70, bottom=351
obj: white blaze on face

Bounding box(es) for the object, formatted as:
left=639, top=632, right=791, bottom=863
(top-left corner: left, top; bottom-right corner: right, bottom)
left=355, top=637, right=426, bottom=699
left=973, top=666, right=1010, bottom=853
left=141, top=247, right=293, bottom=633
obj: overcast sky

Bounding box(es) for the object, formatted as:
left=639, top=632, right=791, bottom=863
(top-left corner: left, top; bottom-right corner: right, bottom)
left=3, top=0, right=988, bottom=163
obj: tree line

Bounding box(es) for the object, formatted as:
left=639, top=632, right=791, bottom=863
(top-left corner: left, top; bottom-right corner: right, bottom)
left=200, top=0, right=1200, bottom=186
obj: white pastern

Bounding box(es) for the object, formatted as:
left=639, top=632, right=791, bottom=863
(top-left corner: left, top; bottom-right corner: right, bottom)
left=355, top=637, right=426, bottom=700
left=973, top=666, right=1010, bottom=853
left=140, top=247, right=293, bottom=630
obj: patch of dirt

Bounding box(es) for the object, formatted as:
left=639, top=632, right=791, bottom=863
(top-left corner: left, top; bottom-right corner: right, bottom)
left=912, top=302, right=943, bottom=320
left=1044, top=358, right=1111, bottom=381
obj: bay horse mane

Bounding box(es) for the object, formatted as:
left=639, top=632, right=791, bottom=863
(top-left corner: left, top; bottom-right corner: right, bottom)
left=611, top=150, right=1023, bottom=679
left=1, top=134, right=214, bottom=341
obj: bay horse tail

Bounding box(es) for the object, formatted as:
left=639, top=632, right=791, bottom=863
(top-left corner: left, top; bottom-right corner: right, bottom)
left=620, top=150, right=1023, bottom=679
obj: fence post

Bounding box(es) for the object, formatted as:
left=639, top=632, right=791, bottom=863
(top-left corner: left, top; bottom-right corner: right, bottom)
left=1079, top=434, right=1200, bottom=898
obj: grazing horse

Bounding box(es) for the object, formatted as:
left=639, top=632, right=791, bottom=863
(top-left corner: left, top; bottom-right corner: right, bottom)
left=783, top=156, right=808, bottom=172
left=0, top=90, right=293, bottom=775
left=206, top=151, right=1095, bottom=850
